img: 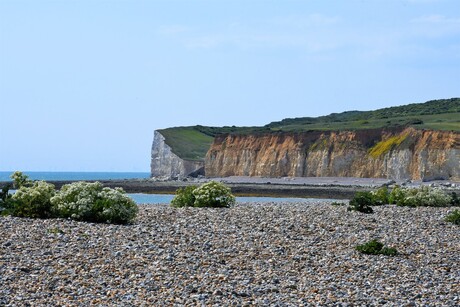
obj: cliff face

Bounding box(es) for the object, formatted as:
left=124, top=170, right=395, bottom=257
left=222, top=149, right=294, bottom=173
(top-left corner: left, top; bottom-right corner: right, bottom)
left=151, top=131, right=204, bottom=179
left=205, top=128, right=460, bottom=180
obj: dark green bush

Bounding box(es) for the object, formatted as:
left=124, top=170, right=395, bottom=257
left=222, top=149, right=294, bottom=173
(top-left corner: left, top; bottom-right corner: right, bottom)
left=445, top=209, right=460, bottom=225
left=451, top=192, right=460, bottom=206
left=347, top=192, right=374, bottom=214
left=170, top=185, right=197, bottom=207
left=0, top=183, right=13, bottom=215
left=356, top=239, right=397, bottom=256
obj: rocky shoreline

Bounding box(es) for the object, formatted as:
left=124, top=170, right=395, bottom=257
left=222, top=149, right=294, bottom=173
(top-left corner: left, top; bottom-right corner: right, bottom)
left=1, top=201, right=459, bottom=305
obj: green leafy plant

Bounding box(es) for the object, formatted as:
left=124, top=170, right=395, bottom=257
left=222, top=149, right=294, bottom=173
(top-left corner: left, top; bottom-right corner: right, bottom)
left=51, top=181, right=138, bottom=224
left=389, top=185, right=406, bottom=205
left=356, top=239, right=397, bottom=256
left=450, top=192, right=460, bottom=206
left=445, top=209, right=460, bottom=225
left=10, top=181, right=56, bottom=218
left=347, top=192, right=374, bottom=214
left=193, top=181, right=236, bottom=208
left=10, top=171, right=32, bottom=189
left=370, top=186, right=390, bottom=205
left=171, top=185, right=198, bottom=207
left=171, top=181, right=235, bottom=208
left=389, top=186, right=452, bottom=207
left=0, top=183, right=13, bottom=215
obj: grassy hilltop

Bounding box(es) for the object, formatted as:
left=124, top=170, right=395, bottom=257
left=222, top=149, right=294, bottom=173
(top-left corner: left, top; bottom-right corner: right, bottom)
left=159, top=98, right=460, bottom=160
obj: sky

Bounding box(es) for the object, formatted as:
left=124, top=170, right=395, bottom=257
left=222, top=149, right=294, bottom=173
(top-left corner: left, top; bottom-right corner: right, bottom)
left=1, top=0, right=459, bottom=172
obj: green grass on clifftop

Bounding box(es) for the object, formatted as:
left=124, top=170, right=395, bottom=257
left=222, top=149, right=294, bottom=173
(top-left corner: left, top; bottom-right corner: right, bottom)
left=158, top=98, right=460, bottom=160
left=158, top=127, right=214, bottom=161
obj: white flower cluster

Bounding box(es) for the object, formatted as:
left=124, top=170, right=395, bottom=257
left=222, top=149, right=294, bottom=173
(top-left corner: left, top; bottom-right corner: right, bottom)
left=395, top=186, right=452, bottom=207
left=51, top=181, right=138, bottom=223
left=11, top=181, right=56, bottom=218
left=12, top=181, right=56, bottom=206
left=192, top=181, right=236, bottom=208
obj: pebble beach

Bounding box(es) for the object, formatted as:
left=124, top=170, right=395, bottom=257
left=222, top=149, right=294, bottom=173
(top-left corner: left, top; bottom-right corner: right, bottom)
left=1, top=201, right=459, bottom=306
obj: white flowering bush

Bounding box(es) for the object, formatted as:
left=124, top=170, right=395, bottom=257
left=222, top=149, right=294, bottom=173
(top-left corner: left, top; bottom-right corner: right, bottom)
left=390, top=186, right=452, bottom=207
left=10, top=171, right=32, bottom=189
left=171, top=181, right=235, bottom=208
left=51, top=181, right=138, bottom=224
left=11, top=181, right=56, bottom=218
left=192, top=181, right=235, bottom=208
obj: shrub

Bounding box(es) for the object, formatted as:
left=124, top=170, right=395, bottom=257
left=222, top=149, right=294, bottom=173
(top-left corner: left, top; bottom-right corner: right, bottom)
left=356, top=239, right=398, bottom=256
left=193, top=181, right=236, bottom=208
left=370, top=186, right=389, bottom=205
left=171, top=185, right=198, bottom=207
left=451, top=192, right=460, bottom=206
left=10, top=171, right=32, bottom=189
left=389, top=185, right=406, bottom=205
left=171, top=181, right=235, bottom=208
left=347, top=191, right=374, bottom=214
left=445, top=209, right=460, bottom=225
left=51, top=181, right=138, bottom=224
left=390, top=186, right=452, bottom=207
left=0, top=183, right=13, bottom=214
left=331, top=201, right=347, bottom=206
left=10, top=181, right=56, bottom=218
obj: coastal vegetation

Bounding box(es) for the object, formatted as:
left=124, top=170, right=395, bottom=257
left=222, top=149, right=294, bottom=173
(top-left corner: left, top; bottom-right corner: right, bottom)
left=171, top=181, right=236, bottom=208
left=0, top=172, right=137, bottom=224
left=51, top=181, right=138, bottom=224
left=356, top=240, right=398, bottom=256
left=346, top=185, right=458, bottom=212
left=445, top=209, right=460, bottom=225
left=368, top=134, right=408, bottom=158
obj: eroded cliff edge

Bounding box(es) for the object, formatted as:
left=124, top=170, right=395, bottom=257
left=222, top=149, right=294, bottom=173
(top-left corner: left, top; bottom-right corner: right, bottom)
left=205, top=128, right=460, bottom=181
left=151, top=131, right=204, bottom=179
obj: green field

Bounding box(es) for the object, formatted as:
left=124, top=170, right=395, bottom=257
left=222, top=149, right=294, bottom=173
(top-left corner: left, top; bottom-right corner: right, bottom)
left=159, top=98, right=460, bottom=160
left=158, top=127, right=215, bottom=161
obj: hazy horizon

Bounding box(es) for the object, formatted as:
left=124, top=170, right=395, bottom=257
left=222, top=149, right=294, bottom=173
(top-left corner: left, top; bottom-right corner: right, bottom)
left=1, top=0, right=459, bottom=172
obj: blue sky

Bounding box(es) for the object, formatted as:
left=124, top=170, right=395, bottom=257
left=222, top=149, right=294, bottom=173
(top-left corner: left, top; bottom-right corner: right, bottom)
left=1, top=0, right=459, bottom=172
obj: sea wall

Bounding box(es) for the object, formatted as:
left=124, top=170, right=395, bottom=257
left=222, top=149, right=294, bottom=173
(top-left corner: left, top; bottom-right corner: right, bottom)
left=205, top=128, right=460, bottom=181
left=150, top=131, right=204, bottom=179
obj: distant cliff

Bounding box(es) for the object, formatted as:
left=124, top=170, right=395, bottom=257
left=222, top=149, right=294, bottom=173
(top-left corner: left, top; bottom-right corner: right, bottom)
left=151, top=131, right=204, bottom=179
left=205, top=128, right=460, bottom=181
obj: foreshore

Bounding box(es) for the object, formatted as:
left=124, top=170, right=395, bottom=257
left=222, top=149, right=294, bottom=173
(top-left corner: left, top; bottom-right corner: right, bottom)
left=2, top=176, right=458, bottom=200
left=1, top=202, right=459, bottom=305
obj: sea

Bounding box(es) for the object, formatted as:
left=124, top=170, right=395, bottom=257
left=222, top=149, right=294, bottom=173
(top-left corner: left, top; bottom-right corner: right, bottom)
left=0, top=171, right=314, bottom=204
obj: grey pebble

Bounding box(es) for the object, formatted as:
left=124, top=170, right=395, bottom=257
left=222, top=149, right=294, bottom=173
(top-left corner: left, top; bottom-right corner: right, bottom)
left=0, top=201, right=459, bottom=305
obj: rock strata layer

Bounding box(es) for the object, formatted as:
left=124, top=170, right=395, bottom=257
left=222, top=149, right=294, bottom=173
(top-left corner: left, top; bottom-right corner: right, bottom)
left=206, top=128, right=460, bottom=180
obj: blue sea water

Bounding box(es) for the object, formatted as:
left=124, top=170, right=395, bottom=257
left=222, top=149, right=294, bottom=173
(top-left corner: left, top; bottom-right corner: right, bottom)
left=128, top=193, right=311, bottom=204
left=0, top=171, right=150, bottom=181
